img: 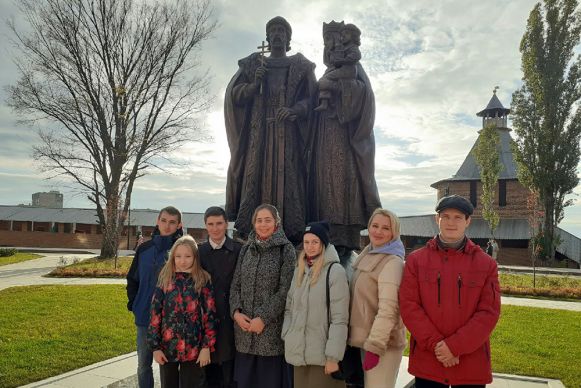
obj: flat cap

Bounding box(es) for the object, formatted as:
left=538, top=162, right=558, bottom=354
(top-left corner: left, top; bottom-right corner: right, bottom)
left=435, top=195, right=474, bottom=216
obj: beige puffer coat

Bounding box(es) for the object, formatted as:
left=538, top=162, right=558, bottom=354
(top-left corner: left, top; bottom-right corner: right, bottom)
left=282, top=244, right=350, bottom=366
left=348, top=245, right=407, bottom=355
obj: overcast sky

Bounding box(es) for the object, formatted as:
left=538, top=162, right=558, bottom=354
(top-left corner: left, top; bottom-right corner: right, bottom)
left=1, top=0, right=580, bottom=236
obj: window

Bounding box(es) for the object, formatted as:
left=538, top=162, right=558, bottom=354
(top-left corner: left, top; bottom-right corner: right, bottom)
left=499, top=180, right=507, bottom=207
left=470, top=181, right=477, bottom=208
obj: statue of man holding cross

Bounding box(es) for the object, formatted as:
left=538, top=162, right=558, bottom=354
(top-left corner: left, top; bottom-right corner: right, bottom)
left=224, top=16, right=316, bottom=243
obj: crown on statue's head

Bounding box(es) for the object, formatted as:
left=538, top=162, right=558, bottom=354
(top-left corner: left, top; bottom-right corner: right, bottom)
left=323, top=20, right=345, bottom=35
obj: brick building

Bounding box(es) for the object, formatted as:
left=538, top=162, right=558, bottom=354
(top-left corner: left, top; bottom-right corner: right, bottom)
left=399, top=91, right=581, bottom=268
left=32, top=191, right=64, bottom=208
left=0, top=206, right=222, bottom=250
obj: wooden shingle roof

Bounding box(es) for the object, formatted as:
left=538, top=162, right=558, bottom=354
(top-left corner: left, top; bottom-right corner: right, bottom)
left=431, top=127, right=518, bottom=187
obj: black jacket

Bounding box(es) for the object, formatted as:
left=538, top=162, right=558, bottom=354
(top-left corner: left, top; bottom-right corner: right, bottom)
left=199, top=235, right=242, bottom=363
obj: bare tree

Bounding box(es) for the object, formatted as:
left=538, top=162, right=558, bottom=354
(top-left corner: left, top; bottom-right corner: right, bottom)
left=7, top=0, right=216, bottom=257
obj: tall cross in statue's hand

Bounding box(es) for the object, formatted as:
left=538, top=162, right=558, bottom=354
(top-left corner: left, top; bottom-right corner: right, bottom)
left=257, top=40, right=270, bottom=94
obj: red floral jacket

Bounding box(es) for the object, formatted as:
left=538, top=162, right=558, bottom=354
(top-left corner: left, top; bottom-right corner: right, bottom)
left=148, top=272, right=217, bottom=362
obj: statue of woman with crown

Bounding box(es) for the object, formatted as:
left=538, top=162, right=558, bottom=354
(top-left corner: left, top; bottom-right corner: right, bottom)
left=309, top=21, right=381, bottom=259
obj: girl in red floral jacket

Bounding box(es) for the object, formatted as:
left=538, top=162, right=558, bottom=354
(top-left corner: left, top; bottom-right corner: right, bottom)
left=148, top=235, right=217, bottom=387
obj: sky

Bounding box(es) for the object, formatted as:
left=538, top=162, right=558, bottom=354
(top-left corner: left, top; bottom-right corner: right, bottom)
left=1, top=0, right=581, bottom=235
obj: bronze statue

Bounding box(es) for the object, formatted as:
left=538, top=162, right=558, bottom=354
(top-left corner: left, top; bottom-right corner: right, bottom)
left=224, top=16, right=317, bottom=243
left=315, top=23, right=361, bottom=112
left=309, top=21, right=381, bottom=255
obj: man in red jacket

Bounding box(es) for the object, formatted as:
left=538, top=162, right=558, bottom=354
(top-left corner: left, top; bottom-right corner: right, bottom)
left=399, top=195, right=501, bottom=387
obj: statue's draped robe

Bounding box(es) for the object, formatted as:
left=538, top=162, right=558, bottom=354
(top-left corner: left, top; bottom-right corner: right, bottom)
left=310, top=63, right=381, bottom=250
left=225, top=53, right=316, bottom=243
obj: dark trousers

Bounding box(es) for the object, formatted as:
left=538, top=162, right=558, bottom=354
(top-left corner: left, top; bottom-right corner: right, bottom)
left=159, top=361, right=206, bottom=388
left=415, top=377, right=486, bottom=388
left=234, top=352, right=289, bottom=388
left=205, top=360, right=234, bottom=388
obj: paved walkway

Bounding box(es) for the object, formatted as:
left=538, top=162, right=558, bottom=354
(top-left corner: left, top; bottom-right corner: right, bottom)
left=1, top=253, right=574, bottom=387
left=502, top=295, right=581, bottom=311
left=20, top=352, right=565, bottom=388
left=0, top=252, right=125, bottom=291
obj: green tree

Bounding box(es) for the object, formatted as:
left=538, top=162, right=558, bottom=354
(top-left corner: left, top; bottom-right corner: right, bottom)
left=473, top=123, right=502, bottom=235
left=511, top=0, right=581, bottom=261
left=7, top=0, right=216, bottom=258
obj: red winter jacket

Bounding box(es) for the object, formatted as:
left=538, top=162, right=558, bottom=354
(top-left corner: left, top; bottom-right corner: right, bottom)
left=398, top=237, right=501, bottom=386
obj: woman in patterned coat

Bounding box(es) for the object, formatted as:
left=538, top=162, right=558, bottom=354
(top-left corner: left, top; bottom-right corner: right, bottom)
left=229, top=204, right=296, bottom=388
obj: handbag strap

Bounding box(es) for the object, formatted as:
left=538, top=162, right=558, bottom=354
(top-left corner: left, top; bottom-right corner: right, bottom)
left=326, top=261, right=339, bottom=327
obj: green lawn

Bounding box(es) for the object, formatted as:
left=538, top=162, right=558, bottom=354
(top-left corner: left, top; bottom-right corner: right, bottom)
left=1, top=285, right=579, bottom=387
left=0, top=285, right=135, bottom=388
left=0, top=252, right=42, bottom=267
left=491, top=305, right=581, bottom=387
left=47, top=256, right=133, bottom=278
left=403, top=305, right=580, bottom=387
left=499, top=273, right=581, bottom=299
left=500, top=273, right=581, bottom=288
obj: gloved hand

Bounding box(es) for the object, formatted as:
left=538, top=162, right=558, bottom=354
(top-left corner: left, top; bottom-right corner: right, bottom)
left=363, top=351, right=380, bottom=371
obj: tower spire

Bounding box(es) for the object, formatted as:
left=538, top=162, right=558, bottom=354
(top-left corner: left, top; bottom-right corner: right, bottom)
left=477, top=87, right=510, bottom=129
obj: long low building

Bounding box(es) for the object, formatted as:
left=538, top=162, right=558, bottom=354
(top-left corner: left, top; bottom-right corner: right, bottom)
left=3, top=204, right=580, bottom=267
left=0, top=205, right=226, bottom=250
left=395, top=215, right=581, bottom=268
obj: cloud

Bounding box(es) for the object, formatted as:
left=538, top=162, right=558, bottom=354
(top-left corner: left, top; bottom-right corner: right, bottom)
left=2, top=0, right=581, bottom=237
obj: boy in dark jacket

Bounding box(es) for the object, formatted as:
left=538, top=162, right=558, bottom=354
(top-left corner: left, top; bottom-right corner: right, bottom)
left=199, top=206, right=242, bottom=388
left=399, top=195, right=501, bottom=388
left=127, top=206, right=183, bottom=388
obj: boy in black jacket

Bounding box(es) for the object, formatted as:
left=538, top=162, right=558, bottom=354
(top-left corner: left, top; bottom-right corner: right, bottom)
left=199, top=206, right=242, bottom=388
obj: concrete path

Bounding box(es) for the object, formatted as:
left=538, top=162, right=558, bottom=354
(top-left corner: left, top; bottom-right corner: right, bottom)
left=4, top=254, right=578, bottom=310
left=502, top=295, right=581, bottom=311
left=20, top=353, right=565, bottom=388
left=0, top=253, right=126, bottom=291
left=19, top=352, right=160, bottom=388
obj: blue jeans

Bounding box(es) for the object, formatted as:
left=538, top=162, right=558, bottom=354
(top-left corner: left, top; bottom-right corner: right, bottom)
left=136, top=325, right=154, bottom=388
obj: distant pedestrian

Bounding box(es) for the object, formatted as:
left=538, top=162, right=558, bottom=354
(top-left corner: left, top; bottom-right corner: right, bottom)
left=491, top=239, right=499, bottom=260
left=134, top=231, right=144, bottom=251
left=127, top=206, right=183, bottom=388
left=148, top=235, right=217, bottom=388
left=485, top=240, right=493, bottom=256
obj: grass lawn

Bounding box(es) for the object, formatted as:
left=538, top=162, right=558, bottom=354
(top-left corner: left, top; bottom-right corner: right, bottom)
left=0, top=252, right=42, bottom=267
left=499, top=273, right=581, bottom=299
left=0, top=285, right=135, bottom=388
left=491, top=305, right=581, bottom=387
left=403, top=305, right=580, bottom=387
left=1, top=287, right=578, bottom=387
left=47, top=256, right=133, bottom=278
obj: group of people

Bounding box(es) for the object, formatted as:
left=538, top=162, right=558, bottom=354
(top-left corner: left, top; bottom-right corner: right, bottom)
left=485, top=239, right=499, bottom=260
left=126, top=194, right=501, bottom=388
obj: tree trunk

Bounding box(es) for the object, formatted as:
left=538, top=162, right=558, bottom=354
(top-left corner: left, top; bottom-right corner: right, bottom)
left=101, top=225, right=120, bottom=259
left=543, top=196, right=556, bottom=262
left=100, top=193, right=121, bottom=259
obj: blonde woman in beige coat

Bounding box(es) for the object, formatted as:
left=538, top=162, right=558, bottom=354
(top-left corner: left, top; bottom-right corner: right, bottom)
left=349, top=209, right=407, bottom=388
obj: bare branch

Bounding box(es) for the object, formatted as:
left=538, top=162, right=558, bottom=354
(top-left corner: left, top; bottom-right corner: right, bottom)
left=7, top=0, right=216, bottom=257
